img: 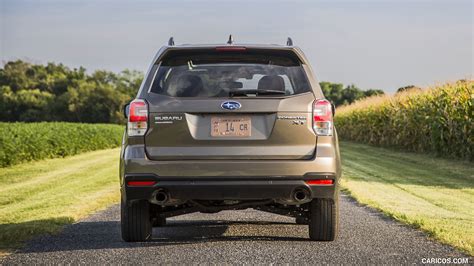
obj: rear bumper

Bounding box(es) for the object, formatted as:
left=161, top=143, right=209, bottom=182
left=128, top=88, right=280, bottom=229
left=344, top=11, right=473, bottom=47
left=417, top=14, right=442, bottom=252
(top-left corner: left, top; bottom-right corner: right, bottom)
left=121, top=136, right=341, bottom=177
left=123, top=173, right=337, bottom=202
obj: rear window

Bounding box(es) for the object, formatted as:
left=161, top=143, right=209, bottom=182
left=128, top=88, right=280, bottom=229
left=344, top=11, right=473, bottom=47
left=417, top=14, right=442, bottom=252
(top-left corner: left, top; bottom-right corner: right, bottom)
left=149, top=49, right=311, bottom=97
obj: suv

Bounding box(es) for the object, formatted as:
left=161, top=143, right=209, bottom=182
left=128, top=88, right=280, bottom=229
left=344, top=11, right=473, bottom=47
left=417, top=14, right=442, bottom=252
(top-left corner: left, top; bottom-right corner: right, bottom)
left=120, top=37, right=341, bottom=242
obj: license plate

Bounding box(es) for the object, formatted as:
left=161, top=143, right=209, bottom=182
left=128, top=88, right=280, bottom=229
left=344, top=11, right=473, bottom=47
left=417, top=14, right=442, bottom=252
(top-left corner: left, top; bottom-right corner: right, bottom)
left=211, top=116, right=251, bottom=137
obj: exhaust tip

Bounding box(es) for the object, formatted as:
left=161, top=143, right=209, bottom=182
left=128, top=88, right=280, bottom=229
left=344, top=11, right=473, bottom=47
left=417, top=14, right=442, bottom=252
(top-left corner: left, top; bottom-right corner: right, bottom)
left=293, top=188, right=310, bottom=202
left=155, top=190, right=169, bottom=204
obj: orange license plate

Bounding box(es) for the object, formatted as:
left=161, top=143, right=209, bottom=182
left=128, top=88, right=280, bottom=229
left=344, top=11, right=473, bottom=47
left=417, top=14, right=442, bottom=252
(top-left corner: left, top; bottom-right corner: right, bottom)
left=211, top=116, right=251, bottom=137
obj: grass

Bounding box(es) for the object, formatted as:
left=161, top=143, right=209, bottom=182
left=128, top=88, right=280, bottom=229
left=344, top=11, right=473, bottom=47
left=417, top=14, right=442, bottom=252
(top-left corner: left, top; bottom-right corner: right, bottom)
left=340, top=141, right=474, bottom=255
left=0, top=148, right=121, bottom=256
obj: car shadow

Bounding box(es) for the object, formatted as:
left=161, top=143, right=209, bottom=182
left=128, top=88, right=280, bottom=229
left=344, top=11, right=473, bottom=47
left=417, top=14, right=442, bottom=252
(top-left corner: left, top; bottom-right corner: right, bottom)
left=11, top=219, right=307, bottom=254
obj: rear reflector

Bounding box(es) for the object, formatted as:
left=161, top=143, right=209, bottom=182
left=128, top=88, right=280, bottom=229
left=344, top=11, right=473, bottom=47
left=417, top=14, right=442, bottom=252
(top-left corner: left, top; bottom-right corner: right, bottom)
left=305, top=179, right=334, bottom=185
left=127, top=181, right=156, bottom=187
left=215, top=46, right=247, bottom=52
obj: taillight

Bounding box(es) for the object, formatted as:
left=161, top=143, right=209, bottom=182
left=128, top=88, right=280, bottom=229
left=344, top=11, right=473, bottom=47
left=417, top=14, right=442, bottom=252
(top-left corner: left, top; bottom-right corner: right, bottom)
left=128, top=99, right=148, bottom=136
left=313, top=99, right=333, bottom=136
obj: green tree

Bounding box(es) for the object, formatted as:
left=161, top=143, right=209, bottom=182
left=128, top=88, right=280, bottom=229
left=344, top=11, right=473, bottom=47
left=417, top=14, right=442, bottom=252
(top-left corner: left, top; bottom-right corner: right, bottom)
left=396, top=85, right=422, bottom=94
left=0, top=86, right=16, bottom=121
left=15, top=89, right=55, bottom=121
left=0, top=61, right=35, bottom=91
left=0, top=60, right=141, bottom=123
left=66, top=81, right=129, bottom=123
left=364, top=89, right=385, bottom=97
left=319, top=82, right=384, bottom=107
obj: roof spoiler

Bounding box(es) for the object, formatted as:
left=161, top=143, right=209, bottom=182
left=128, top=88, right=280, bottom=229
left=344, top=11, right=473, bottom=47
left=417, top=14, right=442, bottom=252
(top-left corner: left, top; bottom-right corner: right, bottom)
left=167, top=36, right=294, bottom=46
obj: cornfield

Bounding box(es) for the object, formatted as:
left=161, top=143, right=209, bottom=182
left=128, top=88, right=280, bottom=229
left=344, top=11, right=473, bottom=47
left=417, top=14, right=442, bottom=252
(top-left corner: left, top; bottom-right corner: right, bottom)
left=335, top=80, right=473, bottom=160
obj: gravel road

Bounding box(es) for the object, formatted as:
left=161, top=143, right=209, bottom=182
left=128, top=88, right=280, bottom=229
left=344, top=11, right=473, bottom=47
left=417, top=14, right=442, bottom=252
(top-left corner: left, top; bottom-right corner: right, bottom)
left=1, top=195, right=469, bottom=264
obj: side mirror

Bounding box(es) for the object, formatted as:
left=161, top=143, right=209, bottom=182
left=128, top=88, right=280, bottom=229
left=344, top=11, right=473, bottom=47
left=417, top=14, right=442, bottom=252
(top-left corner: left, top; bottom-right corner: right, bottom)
left=331, top=103, right=336, bottom=116
left=123, top=103, right=130, bottom=119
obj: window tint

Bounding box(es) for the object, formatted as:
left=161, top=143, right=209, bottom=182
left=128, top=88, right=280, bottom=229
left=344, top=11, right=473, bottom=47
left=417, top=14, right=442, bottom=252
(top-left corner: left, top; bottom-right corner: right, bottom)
left=149, top=50, right=310, bottom=97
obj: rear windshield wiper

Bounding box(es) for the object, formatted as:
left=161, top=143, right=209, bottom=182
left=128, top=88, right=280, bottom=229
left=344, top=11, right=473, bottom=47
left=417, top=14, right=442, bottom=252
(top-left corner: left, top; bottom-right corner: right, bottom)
left=229, top=89, right=286, bottom=97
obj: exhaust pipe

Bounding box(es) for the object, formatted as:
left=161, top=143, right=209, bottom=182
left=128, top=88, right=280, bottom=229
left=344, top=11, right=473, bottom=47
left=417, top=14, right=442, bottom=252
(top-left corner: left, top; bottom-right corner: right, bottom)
left=155, top=190, right=169, bottom=204
left=293, top=188, right=310, bottom=203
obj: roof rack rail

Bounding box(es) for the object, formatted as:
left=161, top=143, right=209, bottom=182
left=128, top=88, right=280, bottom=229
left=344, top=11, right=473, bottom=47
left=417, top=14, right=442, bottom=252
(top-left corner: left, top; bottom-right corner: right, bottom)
left=168, top=37, right=175, bottom=46
left=286, top=37, right=293, bottom=46
left=227, top=34, right=233, bottom=45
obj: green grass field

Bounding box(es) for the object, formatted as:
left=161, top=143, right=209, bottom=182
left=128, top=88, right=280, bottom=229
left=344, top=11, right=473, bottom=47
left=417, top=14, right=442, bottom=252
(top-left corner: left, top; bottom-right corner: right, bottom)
left=0, top=148, right=120, bottom=256
left=340, top=141, right=474, bottom=255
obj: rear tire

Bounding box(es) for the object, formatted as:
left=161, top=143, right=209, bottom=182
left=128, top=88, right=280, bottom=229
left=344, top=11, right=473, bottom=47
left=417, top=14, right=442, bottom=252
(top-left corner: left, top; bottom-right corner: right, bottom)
left=121, top=199, right=152, bottom=242
left=308, top=198, right=338, bottom=241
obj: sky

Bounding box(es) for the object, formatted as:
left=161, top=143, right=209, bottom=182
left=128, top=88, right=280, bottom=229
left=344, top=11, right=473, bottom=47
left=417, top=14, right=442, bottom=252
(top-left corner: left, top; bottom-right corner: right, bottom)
left=0, top=0, right=472, bottom=93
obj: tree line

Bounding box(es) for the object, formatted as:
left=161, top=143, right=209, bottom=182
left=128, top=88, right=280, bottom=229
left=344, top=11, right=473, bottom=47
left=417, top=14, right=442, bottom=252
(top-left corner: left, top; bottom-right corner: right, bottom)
left=0, top=60, right=142, bottom=123
left=0, top=60, right=384, bottom=123
left=319, top=82, right=384, bottom=107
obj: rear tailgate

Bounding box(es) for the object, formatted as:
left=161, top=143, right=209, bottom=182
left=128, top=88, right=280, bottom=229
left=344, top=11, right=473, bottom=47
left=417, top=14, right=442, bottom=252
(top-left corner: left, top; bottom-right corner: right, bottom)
left=145, top=93, right=316, bottom=160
